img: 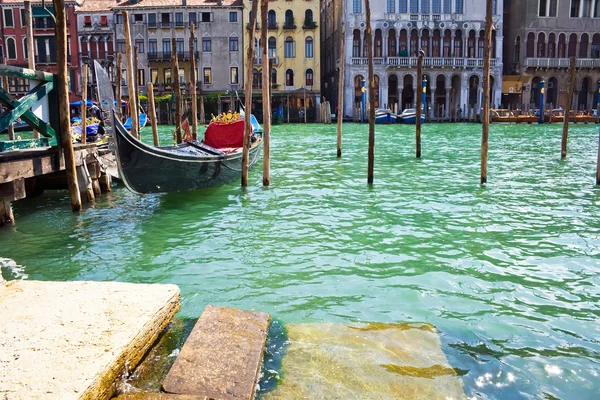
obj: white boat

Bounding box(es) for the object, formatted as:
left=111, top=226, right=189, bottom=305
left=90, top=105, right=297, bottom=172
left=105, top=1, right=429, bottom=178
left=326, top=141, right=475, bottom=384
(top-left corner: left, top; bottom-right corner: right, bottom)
left=374, top=108, right=397, bottom=124
left=398, top=108, right=425, bottom=124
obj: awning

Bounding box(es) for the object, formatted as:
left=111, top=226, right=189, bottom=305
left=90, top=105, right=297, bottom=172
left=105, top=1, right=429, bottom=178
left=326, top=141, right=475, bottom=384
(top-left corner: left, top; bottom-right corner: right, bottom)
left=32, top=7, right=54, bottom=17
left=502, top=76, right=525, bottom=94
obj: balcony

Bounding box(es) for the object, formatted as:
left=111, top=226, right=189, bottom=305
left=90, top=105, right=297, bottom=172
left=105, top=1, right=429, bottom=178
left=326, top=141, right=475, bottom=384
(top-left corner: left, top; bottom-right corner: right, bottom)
left=282, top=23, right=296, bottom=30
left=351, top=57, right=499, bottom=69
left=246, top=23, right=260, bottom=30
left=267, top=23, right=278, bottom=30
left=523, top=57, right=600, bottom=69
left=34, top=19, right=55, bottom=29
left=81, top=53, right=115, bottom=62
left=36, top=55, right=57, bottom=64
left=302, top=21, right=317, bottom=30
left=148, top=51, right=197, bottom=62
left=160, top=21, right=172, bottom=28
left=254, top=56, right=279, bottom=66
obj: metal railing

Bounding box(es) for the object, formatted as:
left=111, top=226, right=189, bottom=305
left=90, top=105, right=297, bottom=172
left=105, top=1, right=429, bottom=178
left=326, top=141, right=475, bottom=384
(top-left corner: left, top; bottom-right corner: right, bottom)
left=352, top=56, right=499, bottom=68
left=523, top=57, right=600, bottom=68
left=254, top=56, right=279, bottom=66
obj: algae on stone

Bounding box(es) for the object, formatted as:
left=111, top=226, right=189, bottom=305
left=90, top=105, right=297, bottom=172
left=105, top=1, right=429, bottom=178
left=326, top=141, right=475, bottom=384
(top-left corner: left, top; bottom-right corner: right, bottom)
left=262, top=322, right=466, bottom=400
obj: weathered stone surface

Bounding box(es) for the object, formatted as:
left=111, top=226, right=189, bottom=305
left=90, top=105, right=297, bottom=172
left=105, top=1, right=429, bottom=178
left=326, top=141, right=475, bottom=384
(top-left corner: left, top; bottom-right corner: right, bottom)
left=114, top=394, right=206, bottom=400
left=0, top=280, right=180, bottom=400
left=162, top=306, right=270, bottom=400
left=263, top=322, right=467, bottom=400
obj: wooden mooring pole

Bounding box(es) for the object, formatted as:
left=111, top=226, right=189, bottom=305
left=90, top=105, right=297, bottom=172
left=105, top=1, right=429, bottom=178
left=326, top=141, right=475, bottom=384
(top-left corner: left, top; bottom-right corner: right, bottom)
left=480, top=0, right=493, bottom=184
left=24, top=0, right=39, bottom=139
left=336, top=0, right=345, bottom=158
left=366, top=0, right=375, bottom=184
left=562, top=56, right=576, bottom=159
left=81, top=64, right=88, bottom=144
left=261, top=0, right=271, bottom=186
left=122, top=11, right=138, bottom=139
left=2, top=76, right=15, bottom=140
left=115, top=53, right=123, bottom=121
left=172, top=38, right=182, bottom=144
left=596, top=129, right=600, bottom=185
left=134, top=45, right=140, bottom=131
left=242, top=0, right=260, bottom=187
left=53, top=0, right=81, bottom=211
left=147, top=82, right=159, bottom=146
left=416, top=50, right=424, bottom=158
left=189, top=23, right=198, bottom=140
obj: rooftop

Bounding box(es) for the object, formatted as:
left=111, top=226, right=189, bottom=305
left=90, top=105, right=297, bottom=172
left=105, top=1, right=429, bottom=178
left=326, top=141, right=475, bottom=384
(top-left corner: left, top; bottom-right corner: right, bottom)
left=112, top=0, right=243, bottom=9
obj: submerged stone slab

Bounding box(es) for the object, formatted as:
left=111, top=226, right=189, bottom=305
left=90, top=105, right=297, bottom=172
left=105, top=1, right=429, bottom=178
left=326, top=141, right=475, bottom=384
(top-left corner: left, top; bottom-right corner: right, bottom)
left=114, top=394, right=205, bottom=400
left=0, top=280, right=180, bottom=400
left=163, top=305, right=270, bottom=400
left=263, top=322, right=466, bottom=400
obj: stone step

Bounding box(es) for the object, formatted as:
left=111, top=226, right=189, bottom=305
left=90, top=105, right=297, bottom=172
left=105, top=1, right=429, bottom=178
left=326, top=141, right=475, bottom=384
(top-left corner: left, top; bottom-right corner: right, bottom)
left=162, top=305, right=270, bottom=400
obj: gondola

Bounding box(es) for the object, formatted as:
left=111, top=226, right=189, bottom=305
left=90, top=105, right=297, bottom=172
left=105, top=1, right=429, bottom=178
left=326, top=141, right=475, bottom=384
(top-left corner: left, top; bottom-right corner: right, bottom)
left=112, top=116, right=263, bottom=194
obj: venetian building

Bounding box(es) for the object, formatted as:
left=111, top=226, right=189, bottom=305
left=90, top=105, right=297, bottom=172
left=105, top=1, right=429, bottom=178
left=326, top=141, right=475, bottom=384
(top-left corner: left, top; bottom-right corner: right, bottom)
left=326, top=0, right=503, bottom=119
left=503, top=0, right=600, bottom=111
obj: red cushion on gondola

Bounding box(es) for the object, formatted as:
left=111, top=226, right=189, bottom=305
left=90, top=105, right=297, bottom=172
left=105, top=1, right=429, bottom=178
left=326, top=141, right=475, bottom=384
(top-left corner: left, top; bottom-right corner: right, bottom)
left=203, top=120, right=245, bottom=149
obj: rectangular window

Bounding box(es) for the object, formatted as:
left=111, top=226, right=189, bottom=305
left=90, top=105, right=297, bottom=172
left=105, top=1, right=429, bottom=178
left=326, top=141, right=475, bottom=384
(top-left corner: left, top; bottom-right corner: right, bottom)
left=582, top=0, right=592, bottom=17
left=229, top=11, right=238, bottom=22
left=135, top=39, right=144, bottom=53
left=176, top=38, right=184, bottom=55
left=175, top=12, right=183, bottom=27
left=148, top=13, right=157, bottom=27
left=493, top=0, right=498, bottom=14
left=100, top=15, right=108, bottom=26
left=433, top=0, right=442, bottom=13
left=201, top=12, right=213, bottom=22
left=595, top=0, right=600, bottom=17
left=116, top=40, right=125, bottom=53
left=189, top=12, right=197, bottom=25
left=114, top=14, right=123, bottom=24
left=387, top=0, right=395, bottom=13
left=138, top=69, right=145, bottom=86
left=149, top=39, right=157, bottom=54
left=443, top=0, right=452, bottom=13
left=229, top=37, right=239, bottom=51
left=164, top=68, right=171, bottom=84
left=285, top=39, right=295, bottom=58
left=134, top=14, right=144, bottom=24
left=202, top=37, right=211, bottom=52
left=179, top=68, right=185, bottom=84
left=203, top=67, right=212, bottom=84
left=410, top=0, right=419, bottom=13
left=162, top=39, right=171, bottom=54
left=20, top=9, right=26, bottom=27
left=161, top=13, right=171, bottom=27
left=305, top=39, right=314, bottom=58
left=230, top=67, right=239, bottom=84
left=455, top=0, right=463, bottom=13
left=422, top=0, right=430, bottom=13
left=151, top=68, right=158, bottom=84
left=400, top=0, right=408, bottom=13
left=353, top=0, right=362, bottom=13
left=194, top=38, right=198, bottom=53
left=306, top=70, right=313, bottom=86
left=571, top=0, right=581, bottom=16
left=4, top=9, right=14, bottom=27
left=121, top=69, right=127, bottom=85
left=84, top=15, right=92, bottom=26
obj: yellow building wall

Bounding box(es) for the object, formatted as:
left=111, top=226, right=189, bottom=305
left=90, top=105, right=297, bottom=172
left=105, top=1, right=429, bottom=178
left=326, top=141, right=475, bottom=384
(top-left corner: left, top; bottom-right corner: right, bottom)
left=243, top=0, right=320, bottom=94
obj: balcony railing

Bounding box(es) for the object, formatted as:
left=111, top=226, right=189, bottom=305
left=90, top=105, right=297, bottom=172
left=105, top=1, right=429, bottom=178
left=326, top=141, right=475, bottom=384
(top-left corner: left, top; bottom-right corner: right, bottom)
left=282, top=23, right=296, bottom=30
left=268, top=23, right=278, bottom=30
left=148, top=51, right=197, bottom=61
left=160, top=21, right=172, bottom=28
left=352, top=56, right=499, bottom=68
left=254, top=56, right=279, bottom=66
left=36, top=55, right=57, bottom=64
left=523, top=57, right=600, bottom=68
left=81, top=52, right=115, bottom=62
left=302, top=21, right=317, bottom=29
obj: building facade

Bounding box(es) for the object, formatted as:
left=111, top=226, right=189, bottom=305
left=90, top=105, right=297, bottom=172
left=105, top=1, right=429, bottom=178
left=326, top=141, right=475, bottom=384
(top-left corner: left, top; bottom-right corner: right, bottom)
left=0, top=0, right=81, bottom=101
left=326, top=0, right=503, bottom=119
left=503, top=0, right=600, bottom=111
left=244, top=0, right=321, bottom=121
left=112, top=0, right=244, bottom=103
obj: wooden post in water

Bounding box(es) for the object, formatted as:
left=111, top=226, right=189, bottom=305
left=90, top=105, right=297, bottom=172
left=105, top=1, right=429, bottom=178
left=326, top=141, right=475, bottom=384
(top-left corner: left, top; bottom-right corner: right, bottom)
left=122, top=11, right=138, bottom=139
left=81, top=64, right=88, bottom=144
left=337, top=0, right=345, bottom=158
left=53, top=0, right=81, bottom=211
left=242, top=0, right=260, bottom=187
left=2, top=76, right=15, bottom=140
left=24, top=1, right=39, bottom=139
left=172, top=38, right=182, bottom=143
left=366, top=0, right=375, bottom=184
left=261, top=0, right=271, bottom=186
left=115, top=53, right=123, bottom=121
left=147, top=82, right=159, bottom=146
left=200, top=96, right=205, bottom=124
left=416, top=50, right=424, bottom=158
left=480, top=0, right=493, bottom=184
left=189, top=23, right=198, bottom=140
left=134, top=45, right=140, bottom=131
left=562, top=56, right=576, bottom=159
left=596, top=129, right=600, bottom=185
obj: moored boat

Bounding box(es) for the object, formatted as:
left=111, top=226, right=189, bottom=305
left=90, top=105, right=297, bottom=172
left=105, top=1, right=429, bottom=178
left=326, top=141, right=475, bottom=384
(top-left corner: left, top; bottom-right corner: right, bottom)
left=398, top=108, right=425, bottom=124
left=491, top=109, right=518, bottom=123
left=374, top=108, right=397, bottom=124
left=123, top=113, right=148, bottom=130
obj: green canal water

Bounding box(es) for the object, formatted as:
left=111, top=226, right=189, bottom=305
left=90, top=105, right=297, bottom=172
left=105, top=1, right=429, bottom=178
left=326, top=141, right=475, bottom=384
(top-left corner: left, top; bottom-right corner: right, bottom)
left=1, top=123, right=600, bottom=399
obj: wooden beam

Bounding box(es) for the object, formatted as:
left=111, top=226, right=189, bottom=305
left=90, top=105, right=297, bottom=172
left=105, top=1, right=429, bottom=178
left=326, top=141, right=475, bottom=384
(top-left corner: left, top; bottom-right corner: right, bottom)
left=53, top=0, right=81, bottom=211
left=336, top=0, right=345, bottom=158
left=0, top=64, right=54, bottom=82
left=122, top=11, right=138, bottom=139
left=0, top=82, right=55, bottom=133
left=147, top=82, right=159, bottom=146
left=0, top=87, right=55, bottom=138
left=81, top=64, right=88, bottom=144
left=261, top=0, right=271, bottom=186
left=134, top=45, right=140, bottom=131
left=562, top=56, right=576, bottom=159
left=0, top=179, right=26, bottom=201
left=481, top=0, right=493, bottom=184
left=24, top=1, right=39, bottom=140
left=0, top=76, right=15, bottom=140
left=189, top=23, right=198, bottom=141
left=416, top=52, right=423, bottom=158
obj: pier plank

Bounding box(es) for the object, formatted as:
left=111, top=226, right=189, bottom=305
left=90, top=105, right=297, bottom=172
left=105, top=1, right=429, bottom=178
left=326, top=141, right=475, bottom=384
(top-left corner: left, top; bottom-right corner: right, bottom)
left=162, top=306, right=270, bottom=400
left=0, top=280, right=180, bottom=400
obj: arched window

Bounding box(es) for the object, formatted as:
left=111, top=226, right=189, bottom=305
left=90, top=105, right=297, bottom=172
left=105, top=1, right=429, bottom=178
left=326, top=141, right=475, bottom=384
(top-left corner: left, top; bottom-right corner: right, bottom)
left=374, top=29, right=382, bottom=58
left=388, top=29, right=397, bottom=57
left=252, top=69, right=261, bottom=90
left=271, top=68, right=277, bottom=85
left=268, top=10, right=276, bottom=28
left=304, top=10, right=314, bottom=27
left=515, top=35, right=521, bottom=63
left=526, top=32, right=535, bottom=58
left=22, top=37, right=28, bottom=60
left=6, top=37, right=16, bottom=60
left=284, top=10, right=294, bottom=28
left=286, top=69, right=294, bottom=87
left=305, top=36, right=314, bottom=58
left=305, top=68, right=314, bottom=87
left=268, top=36, right=276, bottom=57
left=352, top=29, right=361, bottom=57
left=284, top=36, right=295, bottom=58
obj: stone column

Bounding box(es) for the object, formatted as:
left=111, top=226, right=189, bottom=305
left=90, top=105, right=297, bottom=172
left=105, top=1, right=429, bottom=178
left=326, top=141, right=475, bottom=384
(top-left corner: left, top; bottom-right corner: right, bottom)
left=445, top=86, right=451, bottom=119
